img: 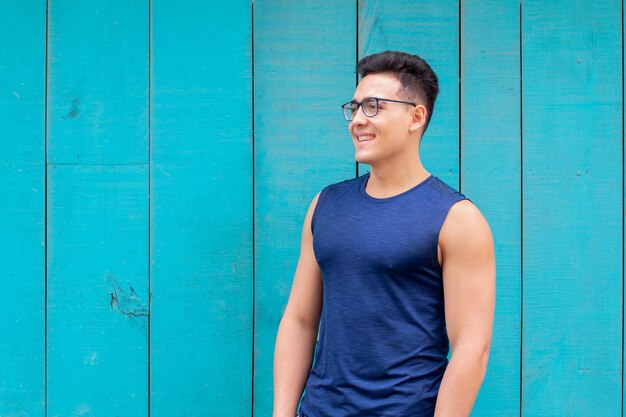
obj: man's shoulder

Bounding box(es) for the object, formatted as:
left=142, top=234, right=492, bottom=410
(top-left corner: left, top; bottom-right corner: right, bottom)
left=428, top=175, right=465, bottom=200
left=320, top=174, right=365, bottom=194
left=446, top=199, right=481, bottom=221
left=310, top=175, right=364, bottom=215
left=440, top=199, right=492, bottom=248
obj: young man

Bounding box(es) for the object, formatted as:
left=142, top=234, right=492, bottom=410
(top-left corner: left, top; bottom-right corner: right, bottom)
left=273, top=50, right=495, bottom=417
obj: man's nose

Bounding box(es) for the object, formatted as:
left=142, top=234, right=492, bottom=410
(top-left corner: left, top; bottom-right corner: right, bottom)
left=350, top=106, right=368, bottom=126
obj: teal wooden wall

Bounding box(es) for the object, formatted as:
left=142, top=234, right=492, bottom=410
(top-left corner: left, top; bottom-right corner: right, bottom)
left=0, top=0, right=623, bottom=416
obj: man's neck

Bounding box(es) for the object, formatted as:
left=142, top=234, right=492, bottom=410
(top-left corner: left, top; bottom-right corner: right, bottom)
left=365, top=154, right=430, bottom=199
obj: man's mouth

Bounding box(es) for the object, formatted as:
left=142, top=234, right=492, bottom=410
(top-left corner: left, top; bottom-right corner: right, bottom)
left=357, top=135, right=375, bottom=142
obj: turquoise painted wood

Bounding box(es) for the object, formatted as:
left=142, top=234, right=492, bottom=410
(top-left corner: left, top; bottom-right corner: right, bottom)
left=47, top=166, right=149, bottom=415
left=46, top=0, right=149, bottom=415
left=150, top=1, right=253, bottom=416
left=0, top=2, right=46, bottom=415
left=461, top=1, right=521, bottom=416
left=253, top=1, right=356, bottom=415
left=522, top=1, right=623, bottom=415
left=47, top=0, right=149, bottom=165
left=358, top=0, right=460, bottom=186
left=3, top=1, right=626, bottom=416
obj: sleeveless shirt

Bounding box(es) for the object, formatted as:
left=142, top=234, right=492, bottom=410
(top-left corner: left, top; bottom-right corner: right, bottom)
left=299, top=171, right=468, bottom=417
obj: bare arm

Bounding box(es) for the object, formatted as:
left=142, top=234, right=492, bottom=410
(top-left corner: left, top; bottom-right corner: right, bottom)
left=273, top=192, right=324, bottom=417
left=434, top=200, right=496, bottom=417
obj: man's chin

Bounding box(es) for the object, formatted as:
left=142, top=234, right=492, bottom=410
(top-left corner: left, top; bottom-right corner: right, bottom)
left=354, top=153, right=376, bottom=166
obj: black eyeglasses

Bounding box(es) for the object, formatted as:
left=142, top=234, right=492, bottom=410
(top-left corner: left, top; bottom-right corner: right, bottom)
left=341, top=97, right=416, bottom=121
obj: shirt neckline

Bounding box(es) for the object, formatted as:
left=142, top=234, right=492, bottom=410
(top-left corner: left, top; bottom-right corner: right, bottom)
left=359, top=171, right=434, bottom=203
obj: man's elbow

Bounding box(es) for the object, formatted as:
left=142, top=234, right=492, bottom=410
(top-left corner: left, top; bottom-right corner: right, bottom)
left=451, top=339, right=491, bottom=374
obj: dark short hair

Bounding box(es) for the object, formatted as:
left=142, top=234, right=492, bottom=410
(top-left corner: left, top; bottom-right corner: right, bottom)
left=357, top=50, right=439, bottom=132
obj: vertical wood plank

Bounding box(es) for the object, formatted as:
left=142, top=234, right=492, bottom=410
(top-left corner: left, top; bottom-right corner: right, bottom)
left=0, top=2, right=46, bottom=415
left=47, top=165, right=149, bottom=415
left=46, top=0, right=149, bottom=415
left=150, top=1, right=253, bottom=416
left=522, top=1, right=622, bottom=414
left=461, top=1, right=521, bottom=416
left=358, top=0, right=460, bottom=185
left=253, top=1, right=356, bottom=415
left=47, top=0, right=148, bottom=165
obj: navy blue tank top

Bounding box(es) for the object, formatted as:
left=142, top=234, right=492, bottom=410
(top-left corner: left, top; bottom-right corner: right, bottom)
left=299, top=171, right=468, bottom=417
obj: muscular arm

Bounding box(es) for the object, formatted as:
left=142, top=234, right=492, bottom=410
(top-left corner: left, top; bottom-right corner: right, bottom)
left=434, top=200, right=496, bottom=417
left=273, top=193, right=324, bottom=417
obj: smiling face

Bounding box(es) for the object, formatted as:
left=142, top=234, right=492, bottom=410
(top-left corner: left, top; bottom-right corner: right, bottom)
left=348, top=73, right=424, bottom=167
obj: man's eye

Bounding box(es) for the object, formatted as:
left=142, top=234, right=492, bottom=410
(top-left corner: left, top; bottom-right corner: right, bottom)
left=364, top=101, right=377, bottom=112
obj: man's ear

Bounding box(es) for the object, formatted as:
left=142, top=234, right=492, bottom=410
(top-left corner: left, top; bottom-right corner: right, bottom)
left=409, top=104, right=427, bottom=133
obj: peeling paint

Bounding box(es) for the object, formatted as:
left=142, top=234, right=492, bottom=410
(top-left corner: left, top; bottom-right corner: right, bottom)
left=67, top=97, right=81, bottom=119
left=106, top=273, right=149, bottom=318
left=83, top=352, right=99, bottom=365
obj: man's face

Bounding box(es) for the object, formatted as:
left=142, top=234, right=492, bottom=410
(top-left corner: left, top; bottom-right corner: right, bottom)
left=348, top=73, right=417, bottom=166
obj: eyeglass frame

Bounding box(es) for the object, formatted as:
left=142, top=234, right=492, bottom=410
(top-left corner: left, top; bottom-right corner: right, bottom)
left=341, top=96, right=417, bottom=121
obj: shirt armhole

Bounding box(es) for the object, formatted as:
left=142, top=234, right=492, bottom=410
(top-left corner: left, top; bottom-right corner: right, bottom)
left=432, top=196, right=471, bottom=270
left=310, top=186, right=330, bottom=236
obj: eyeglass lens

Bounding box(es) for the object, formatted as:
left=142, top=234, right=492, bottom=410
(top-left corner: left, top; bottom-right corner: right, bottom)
left=343, top=98, right=378, bottom=121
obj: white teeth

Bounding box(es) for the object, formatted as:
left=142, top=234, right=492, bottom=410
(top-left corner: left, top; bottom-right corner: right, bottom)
left=358, top=135, right=374, bottom=142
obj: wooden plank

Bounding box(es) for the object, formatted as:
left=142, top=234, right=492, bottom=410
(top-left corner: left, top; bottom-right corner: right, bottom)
left=0, top=1, right=46, bottom=415
left=522, top=1, right=622, bottom=415
left=47, top=0, right=148, bottom=164
left=149, top=1, right=253, bottom=416
left=253, top=1, right=356, bottom=415
left=358, top=0, right=460, bottom=185
left=46, top=0, right=149, bottom=414
left=47, top=165, right=148, bottom=416
left=0, top=166, right=45, bottom=417
left=461, top=1, right=521, bottom=416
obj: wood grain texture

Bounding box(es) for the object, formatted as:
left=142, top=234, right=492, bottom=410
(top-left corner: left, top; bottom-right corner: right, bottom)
left=150, top=1, right=253, bottom=416
left=46, top=1, right=149, bottom=415
left=47, top=0, right=148, bottom=164
left=358, top=0, right=460, bottom=185
left=47, top=165, right=149, bottom=416
left=0, top=2, right=46, bottom=415
left=253, top=1, right=356, bottom=415
left=522, top=1, right=622, bottom=415
left=461, top=1, right=521, bottom=416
